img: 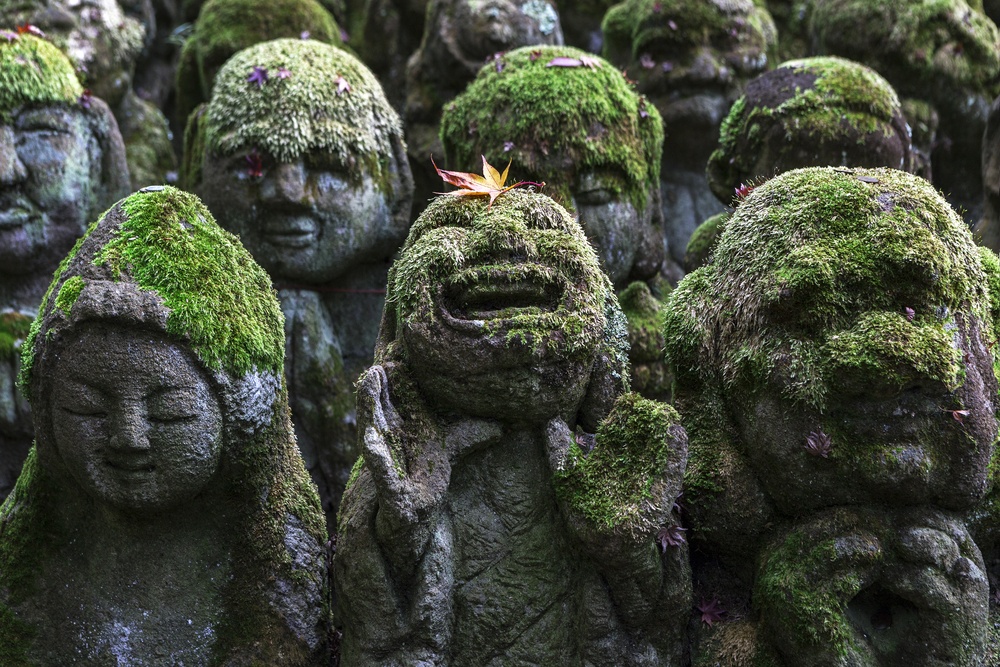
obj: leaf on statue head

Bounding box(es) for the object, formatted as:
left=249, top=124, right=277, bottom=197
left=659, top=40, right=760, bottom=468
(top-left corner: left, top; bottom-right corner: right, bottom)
left=432, top=155, right=543, bottom=207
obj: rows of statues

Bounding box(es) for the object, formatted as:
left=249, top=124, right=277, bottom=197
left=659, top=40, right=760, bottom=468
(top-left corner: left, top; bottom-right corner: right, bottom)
left=3, top=0, right=1000, bottom=663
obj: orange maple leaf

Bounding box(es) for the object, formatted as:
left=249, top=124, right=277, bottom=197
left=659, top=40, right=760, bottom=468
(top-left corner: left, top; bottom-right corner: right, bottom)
left=433, top=155, right=543, bottom=207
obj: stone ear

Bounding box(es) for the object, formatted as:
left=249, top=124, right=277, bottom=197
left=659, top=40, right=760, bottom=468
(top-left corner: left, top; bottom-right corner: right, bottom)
left=372, top=294, right=399, bottom=363
left=388, top=130, right=415, bottom=232
left=86, top=97, right=130, bottom=213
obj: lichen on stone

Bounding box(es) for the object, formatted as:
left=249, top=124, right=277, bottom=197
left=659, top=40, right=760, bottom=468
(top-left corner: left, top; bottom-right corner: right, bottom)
left=0, top=34, right=83, bottom=120
left=198, top=38, right=401, bottom=183
left=439, top=45, right=662, bottom=212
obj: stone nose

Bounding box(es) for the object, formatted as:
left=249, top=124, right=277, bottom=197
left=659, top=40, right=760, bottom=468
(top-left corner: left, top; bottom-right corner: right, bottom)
left=260, top=160, right=309, bottom=205
left=109, top=402, right=151, bottom=452
left=0, top=127, right=28, bottom=186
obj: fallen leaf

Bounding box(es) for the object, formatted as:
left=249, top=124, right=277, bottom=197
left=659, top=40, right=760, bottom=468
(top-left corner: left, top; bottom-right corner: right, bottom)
left=336, top=75, right=350, bottom=95
left=433, top=155, right=543, bottom=207
left=247, top=66, right=268, bottom=87
left=245, top=150, right=264, bottom=178
left=78, top=89, right=93, bottom=109
left=697, top=597, right=726, bottom=627
left=640, top=53, right=655, bottom=69
left=904, top=307, right=915, bottom=321
left=1, top=30, right=19, bottom=42
left=16, top=24, right=45, bottom=38
left=276, top=67, right=291, bottom=79
left=950, top=409, right=970, bottom=423
left=546, top=55, right=600, bottom=69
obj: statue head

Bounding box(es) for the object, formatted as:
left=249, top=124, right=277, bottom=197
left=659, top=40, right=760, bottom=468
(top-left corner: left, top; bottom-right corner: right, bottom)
left=174, top=0, right=344, bottom=124
left=184, top=38, right=413, bottom=284
left=664, top=168, right=1000, bottom=524
left=601, top=0, right=776, bottom=157
left=11, top=185, right=328, bottom=659
left=0, top=33, right=129, bottom=278
left=706, top=56, right=913, bottom=205
left=440, top=45, right=664, bottom=287
left=430, top=0, right=562, bottom=66
left=6, top=0, right=147, bottom=110
left=376, top=190, right=629, bottom=428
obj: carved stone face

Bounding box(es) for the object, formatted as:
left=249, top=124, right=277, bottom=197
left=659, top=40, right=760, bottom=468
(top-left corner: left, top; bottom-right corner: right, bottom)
left=50, top=326, right=223, bottom=514
left=198, top=150, right=394, bottom=283
left=0, top=105, right=101, bottom=272
left=451, top=0, right=562, bottom=60
left=394, top=193, right=609, bottom=420
left=570, top=170, right=650, bottom=285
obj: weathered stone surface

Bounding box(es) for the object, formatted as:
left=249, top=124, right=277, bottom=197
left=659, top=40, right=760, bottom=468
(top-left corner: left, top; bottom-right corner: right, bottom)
left=1, top=187, right=329, bottom=664
left=336, top=191, right=691, bottom=665
left=185, top=38, right=413, bottom=524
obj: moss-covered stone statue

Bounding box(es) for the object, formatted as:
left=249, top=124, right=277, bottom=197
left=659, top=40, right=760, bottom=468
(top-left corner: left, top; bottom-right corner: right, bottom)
left=404, top=0, right=562, bottom=214
left=804, top=0, right=1000, bottom=225
left=335, top=189, right=691, bottom=664
left=0, top=186, right=329, bottom=664
left=601, top=0, right=777, bottom=273
left=344, top=0, right=427, bottom=111
left=440, top=45, right=671, bottom=397
left=686, top=56, right=915, bottom=272
left=975, top=94, right=1000, bottom=252
left=184, top=38, right=413, bottom=525
left=174, top=0, right=344, bottom=127
left=0, top=33, right=130, bottom=501
left=6, top=0, right=178, bottom=189
left=664, top=167, right=999, bottom=664
left=556, top=0, right=617, bottom=52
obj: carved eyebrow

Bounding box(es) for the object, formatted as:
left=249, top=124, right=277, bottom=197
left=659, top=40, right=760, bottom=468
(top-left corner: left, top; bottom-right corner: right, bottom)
left=15, top=111, right=74, bottom=133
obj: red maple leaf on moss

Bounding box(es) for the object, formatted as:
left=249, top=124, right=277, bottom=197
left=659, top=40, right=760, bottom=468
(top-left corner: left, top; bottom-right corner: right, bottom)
left=697, top=597, right=726, bottom=627
left=432, top=155, right=543, bottom=207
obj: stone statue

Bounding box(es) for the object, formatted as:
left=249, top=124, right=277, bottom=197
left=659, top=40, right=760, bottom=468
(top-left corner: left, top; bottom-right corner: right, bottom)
left=335, top=190, right=691, bottom=665
left=803, top=0, right=1000, bottom=225
left=0, top=186, right=329, bottom=664
left=404, top=0, right=562, bottom=213
left=975, top=94, right=1000, bottom=252
left=601, top=0, right=777, bottom=274
left=0, top=33, right=130, bottom=501
left=687, top=56, right=915, bottom=271
left=183, top=38, right=413, bottom=524
left=5, top=0, right=178, bottom=189
left=440, top=45, right=670, bottom=398
left=663, top=166, right=998, bottom=664
left=174, top=0, right=344, bottom=126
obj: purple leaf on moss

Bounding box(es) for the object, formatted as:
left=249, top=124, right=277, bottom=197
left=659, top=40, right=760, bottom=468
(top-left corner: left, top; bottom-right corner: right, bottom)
left=657, top=525, right=686, bottom=552
left=640, top=53, right=655, bottom=69
left=247, top=66, right=268, bottom=88
left=276, top=67, right=291, bottom=80
left=546, top=56, right=600, bottom=69
left=335, top=75, right=350, bottom=95
left=697, top=597, right=725, bottom=627
left=78, top=89, right=93, bottom=109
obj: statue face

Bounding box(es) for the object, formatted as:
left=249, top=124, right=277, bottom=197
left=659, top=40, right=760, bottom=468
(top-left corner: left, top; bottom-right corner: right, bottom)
left=570, top=170, right=648, bottom=286
left=198, top=150, right=393, bottom=283
left=51, top=326, right=223, bottom=514
left=0, top=106, right=100, bottom=272
left=396, top=195, right=607, bottom=420
left=452, top=0, right=560, bottom=60
left=730, top=284, right=997, bottom=511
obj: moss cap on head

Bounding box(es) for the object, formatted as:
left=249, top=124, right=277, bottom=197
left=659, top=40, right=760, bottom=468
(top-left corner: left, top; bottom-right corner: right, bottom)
left=706, top=56, right=912, bottom=204
left=174, top=0, right=343, bottom=123
left=439, top=45, right=663, bottom=211
left=0, top=34, right=83, bottom=119
left=200, top=38, right=402, bottom=173
left=19, top=186, right=285, bottom=390
left=664, top=167, right=997, bottom=406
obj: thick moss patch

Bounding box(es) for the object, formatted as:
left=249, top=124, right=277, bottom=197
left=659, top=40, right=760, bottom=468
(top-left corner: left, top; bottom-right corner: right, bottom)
left=0, top=34, right=82, bottom=120
left=0, top=312, right=32, bottom=361
left=439, top=45, right=662, bottom=212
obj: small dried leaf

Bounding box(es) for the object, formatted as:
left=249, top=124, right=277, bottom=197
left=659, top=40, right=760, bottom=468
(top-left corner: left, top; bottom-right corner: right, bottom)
left=245, top=150, right=264, bottom=178
left=904, top=307, right=915, bottom=321
left=336, top=75, right=350, bottom=95
left=950, top=409, right=970, bottom=423
left=546, top=56, right=600, bottom=69
left=300, top=30, right=311, bottom=39
left=276, top=67, right=292, bottom=79
left=432, top=155, right=543, bottom=207
left=247, top=66, right=268, bottom=87
left=857, top=175, right=880, bottom=183
left=656, top=525, right=687, bottom=552
left=1, top=30, right=19, bottom=42
left=697, top=597, right=725, bottom=627
left=529, top=49, right=542, bottom=61
left=640, top=53, right=655, bottom=69
left=668, top=19, right=678, bottom=30
left=78, top=89, right=93, bottom=109
left=17, top=24, right=45, bottom=38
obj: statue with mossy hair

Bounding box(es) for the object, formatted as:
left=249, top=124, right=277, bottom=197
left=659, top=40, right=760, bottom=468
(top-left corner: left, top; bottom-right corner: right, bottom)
left=664, top=167, right=999, bottom=664
left=601, top=0, right=777, bottom=274
left=5, top=0, right=178, bottom=190
left=686, top=56, right=916, bottom=272
left=440, top=45, right=673, bottom=398
left=173, top=0, right=345, bottom=128
left=802, top=0, right=1000, bottom=226
left=1, top=186, right=329, bottom=664
left=0, top=33, right=130, bottom=502
left=183, top=38, right=413, bottom=525
left=335, top=189, right=691, bottom=664
left=403, top=0, right=562, bottom=215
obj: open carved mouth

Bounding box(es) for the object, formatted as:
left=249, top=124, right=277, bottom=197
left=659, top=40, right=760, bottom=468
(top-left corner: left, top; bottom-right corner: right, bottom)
left=439, top=263, right=563, bottom=331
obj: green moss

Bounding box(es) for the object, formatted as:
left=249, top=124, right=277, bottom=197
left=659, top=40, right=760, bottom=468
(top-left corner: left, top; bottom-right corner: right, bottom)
left=666, top=168, right=991, bottom=408
left=90, top=187, right=284, bottom=376
left=439, top=45, right=662, bottom=213
left=54, top=276, right=84, bottom=316
left=0, top=312, right=32, bottom=361
left=618, top=280, right=663, bottom=361
left=199, top=38, right=400, bottom=185
left=553, top=392, right=680, bottom=533
left=0, top=35, right=82, bottom=120
left=685, top=212, right=730, bottom=270
left=389, top=191, right=614, bottom=361
left=175, top=0, right=342, bottom=122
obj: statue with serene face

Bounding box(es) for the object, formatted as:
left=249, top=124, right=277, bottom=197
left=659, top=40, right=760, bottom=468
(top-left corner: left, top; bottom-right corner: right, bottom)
left=1, top=186, right=329, bottom=665
left=0, top=33, right=129, bottom=501
left=335, top=190, right=691, bottom=664
left=664, top=167, right=999, bottom=664
left=184, top=37, right=413, bottom=524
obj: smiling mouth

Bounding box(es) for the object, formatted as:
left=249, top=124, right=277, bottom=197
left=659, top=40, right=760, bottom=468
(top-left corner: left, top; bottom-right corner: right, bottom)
left=440, top=264, right=562, bottom=331
left=105, top=457, right=156, bottom=474
left=262, top=216, right=318, bottom=248
left=0, top=206, right=39, bottom=230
